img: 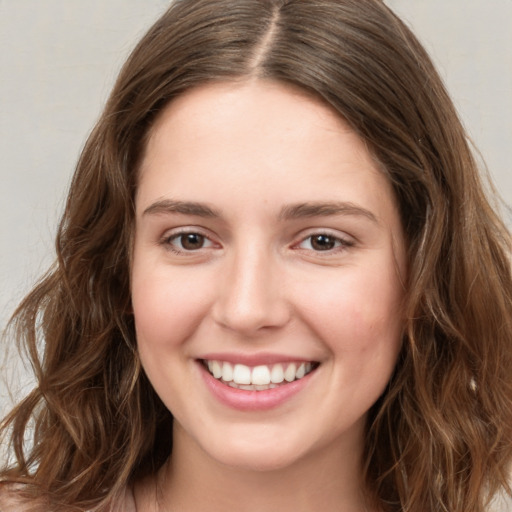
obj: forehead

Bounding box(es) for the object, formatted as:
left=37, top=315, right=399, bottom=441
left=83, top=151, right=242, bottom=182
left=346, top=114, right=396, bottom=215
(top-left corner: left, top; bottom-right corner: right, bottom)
left=136, top=80, right=398, bottom=223
left=143, top=80, right=353, bottom=163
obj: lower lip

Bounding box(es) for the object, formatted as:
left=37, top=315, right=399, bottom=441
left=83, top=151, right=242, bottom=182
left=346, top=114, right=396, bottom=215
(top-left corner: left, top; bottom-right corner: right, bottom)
left=199, top=362, right=316, bottom=411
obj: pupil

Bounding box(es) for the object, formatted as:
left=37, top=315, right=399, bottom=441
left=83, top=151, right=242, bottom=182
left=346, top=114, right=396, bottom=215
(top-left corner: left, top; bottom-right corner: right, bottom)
left=181, top=233, right=204, bottom=250
left=311, top=235, right=335, bottom=251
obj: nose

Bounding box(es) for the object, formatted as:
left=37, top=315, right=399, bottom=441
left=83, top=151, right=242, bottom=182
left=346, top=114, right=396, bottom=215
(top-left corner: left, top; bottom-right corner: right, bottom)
left=212, top=245, right=291, bottom=336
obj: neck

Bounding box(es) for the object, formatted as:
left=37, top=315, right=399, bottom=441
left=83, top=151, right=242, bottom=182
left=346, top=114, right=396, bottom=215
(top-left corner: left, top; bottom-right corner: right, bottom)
left=145, top=422, right=371, bottom=512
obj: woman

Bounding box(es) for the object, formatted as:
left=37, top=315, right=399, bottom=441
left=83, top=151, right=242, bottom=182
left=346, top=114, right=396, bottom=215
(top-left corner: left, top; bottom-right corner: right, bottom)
left=1, top=1, right=511, bottom=511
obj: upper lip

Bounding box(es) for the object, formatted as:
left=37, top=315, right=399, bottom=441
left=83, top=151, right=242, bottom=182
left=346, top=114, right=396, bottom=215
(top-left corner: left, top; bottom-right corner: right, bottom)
left=197, top=352, right=319, bottom=366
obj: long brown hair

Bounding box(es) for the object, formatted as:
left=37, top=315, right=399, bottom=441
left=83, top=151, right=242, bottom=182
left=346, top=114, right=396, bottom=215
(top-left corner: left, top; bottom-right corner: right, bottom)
left=1, top=1, right=511, bottom=511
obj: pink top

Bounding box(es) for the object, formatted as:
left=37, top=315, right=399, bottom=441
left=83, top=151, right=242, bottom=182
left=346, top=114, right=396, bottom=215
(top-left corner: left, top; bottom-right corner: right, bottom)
left=0, top=485, right=137, bottom=512
left=120, top=486, right=137, bottom=512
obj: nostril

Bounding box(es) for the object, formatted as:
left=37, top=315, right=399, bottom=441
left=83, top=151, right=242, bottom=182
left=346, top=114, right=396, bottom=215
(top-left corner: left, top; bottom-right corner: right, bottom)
left=211, top=259, right=291, bottom=334
left=212, top=301, right=291, bottom=334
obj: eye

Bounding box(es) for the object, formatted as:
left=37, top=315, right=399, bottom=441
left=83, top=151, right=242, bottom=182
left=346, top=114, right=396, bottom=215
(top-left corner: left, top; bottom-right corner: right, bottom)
left=162, top=231, right=215, bottom=253
left=297, top=233, right=353, bottom=252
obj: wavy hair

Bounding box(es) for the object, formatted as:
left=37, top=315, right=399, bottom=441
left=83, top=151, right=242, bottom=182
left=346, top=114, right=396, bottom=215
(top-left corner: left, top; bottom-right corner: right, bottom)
left=1, top=1, right=511, bottom=511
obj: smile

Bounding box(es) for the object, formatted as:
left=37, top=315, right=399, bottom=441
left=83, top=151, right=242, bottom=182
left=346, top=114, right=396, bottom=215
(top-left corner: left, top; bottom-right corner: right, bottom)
left=202, top=360, right=318, bottom=391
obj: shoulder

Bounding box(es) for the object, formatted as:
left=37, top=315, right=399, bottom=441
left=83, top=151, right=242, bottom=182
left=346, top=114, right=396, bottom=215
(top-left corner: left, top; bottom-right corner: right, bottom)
left=0, top=485, right=137, bottom=512
left=116, top=485, right=137, bottom=512
left=0, top=483, right=138, bottom=512
left=130, top=475, right=160, bottom=512
left=0, top=484, right=43, bottom=512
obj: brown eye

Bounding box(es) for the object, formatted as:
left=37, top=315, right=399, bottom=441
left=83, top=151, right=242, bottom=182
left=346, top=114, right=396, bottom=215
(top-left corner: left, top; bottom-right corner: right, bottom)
left=163, top=230, right=216, bottom=255
left=179, top=233, right=205, bottom=250
left=310, top=234, right=337, bottom=251
left=296, top=233, right=353, bottom=254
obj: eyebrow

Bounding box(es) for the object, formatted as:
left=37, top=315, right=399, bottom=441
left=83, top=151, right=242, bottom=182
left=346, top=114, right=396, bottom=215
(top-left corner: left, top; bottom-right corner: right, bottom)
left=143, top=199, right=221, bottom=217
left=142, top=199, right=378, bottom=224
left=279, top=201, right=378, bottom=223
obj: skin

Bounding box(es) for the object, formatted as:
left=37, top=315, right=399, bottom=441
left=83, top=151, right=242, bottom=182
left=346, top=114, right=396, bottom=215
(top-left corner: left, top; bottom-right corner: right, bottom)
left=131, top=80, right=407, bottom=512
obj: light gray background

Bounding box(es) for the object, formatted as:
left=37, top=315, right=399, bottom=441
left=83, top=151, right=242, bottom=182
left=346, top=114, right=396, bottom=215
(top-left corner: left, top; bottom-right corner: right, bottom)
left=0, top=2, right=511, bottom=507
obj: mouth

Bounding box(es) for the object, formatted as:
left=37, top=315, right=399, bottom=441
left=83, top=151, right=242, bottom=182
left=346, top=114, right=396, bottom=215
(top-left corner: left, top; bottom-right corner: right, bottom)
left=200, top=359, right=320, bottom=391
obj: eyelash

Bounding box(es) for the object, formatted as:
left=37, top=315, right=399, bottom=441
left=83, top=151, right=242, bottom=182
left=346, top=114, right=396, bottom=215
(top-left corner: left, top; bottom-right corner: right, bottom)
left=159, top=229, right=354, bottom=256
left=294, top=232, right=355, bottom=254
left=159, top=229, right=216, bottom=255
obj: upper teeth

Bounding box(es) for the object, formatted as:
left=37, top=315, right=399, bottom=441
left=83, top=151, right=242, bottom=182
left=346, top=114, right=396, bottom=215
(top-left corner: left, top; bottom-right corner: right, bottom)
left=206, top=360, right=313, bottom=386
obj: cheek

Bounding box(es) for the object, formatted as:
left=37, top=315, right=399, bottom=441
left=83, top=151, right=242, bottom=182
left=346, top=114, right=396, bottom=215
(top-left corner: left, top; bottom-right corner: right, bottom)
left=298, top=263, right=404, bottom=354
left=131, top=266, right=212, bottom=350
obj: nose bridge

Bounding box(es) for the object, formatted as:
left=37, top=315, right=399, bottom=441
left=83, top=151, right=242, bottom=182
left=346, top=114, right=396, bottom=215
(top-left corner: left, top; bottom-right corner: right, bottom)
left=213, top=238, right=288, bottom=334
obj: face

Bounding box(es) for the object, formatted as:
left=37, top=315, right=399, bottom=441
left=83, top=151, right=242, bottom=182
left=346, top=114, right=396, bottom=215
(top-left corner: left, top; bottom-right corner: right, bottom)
left=131, top=80, right=406, bottom=472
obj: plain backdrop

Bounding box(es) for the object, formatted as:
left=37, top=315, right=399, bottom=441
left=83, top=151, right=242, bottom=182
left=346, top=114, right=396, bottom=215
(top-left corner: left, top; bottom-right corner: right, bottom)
left=0, top=2, right=511, bottom=507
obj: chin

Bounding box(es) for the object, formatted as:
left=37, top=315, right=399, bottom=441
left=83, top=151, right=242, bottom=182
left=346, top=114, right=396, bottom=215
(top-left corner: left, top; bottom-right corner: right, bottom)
left=214, top=447, right=302, bottom=473
left=200, top=429, right=308, bottom=473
